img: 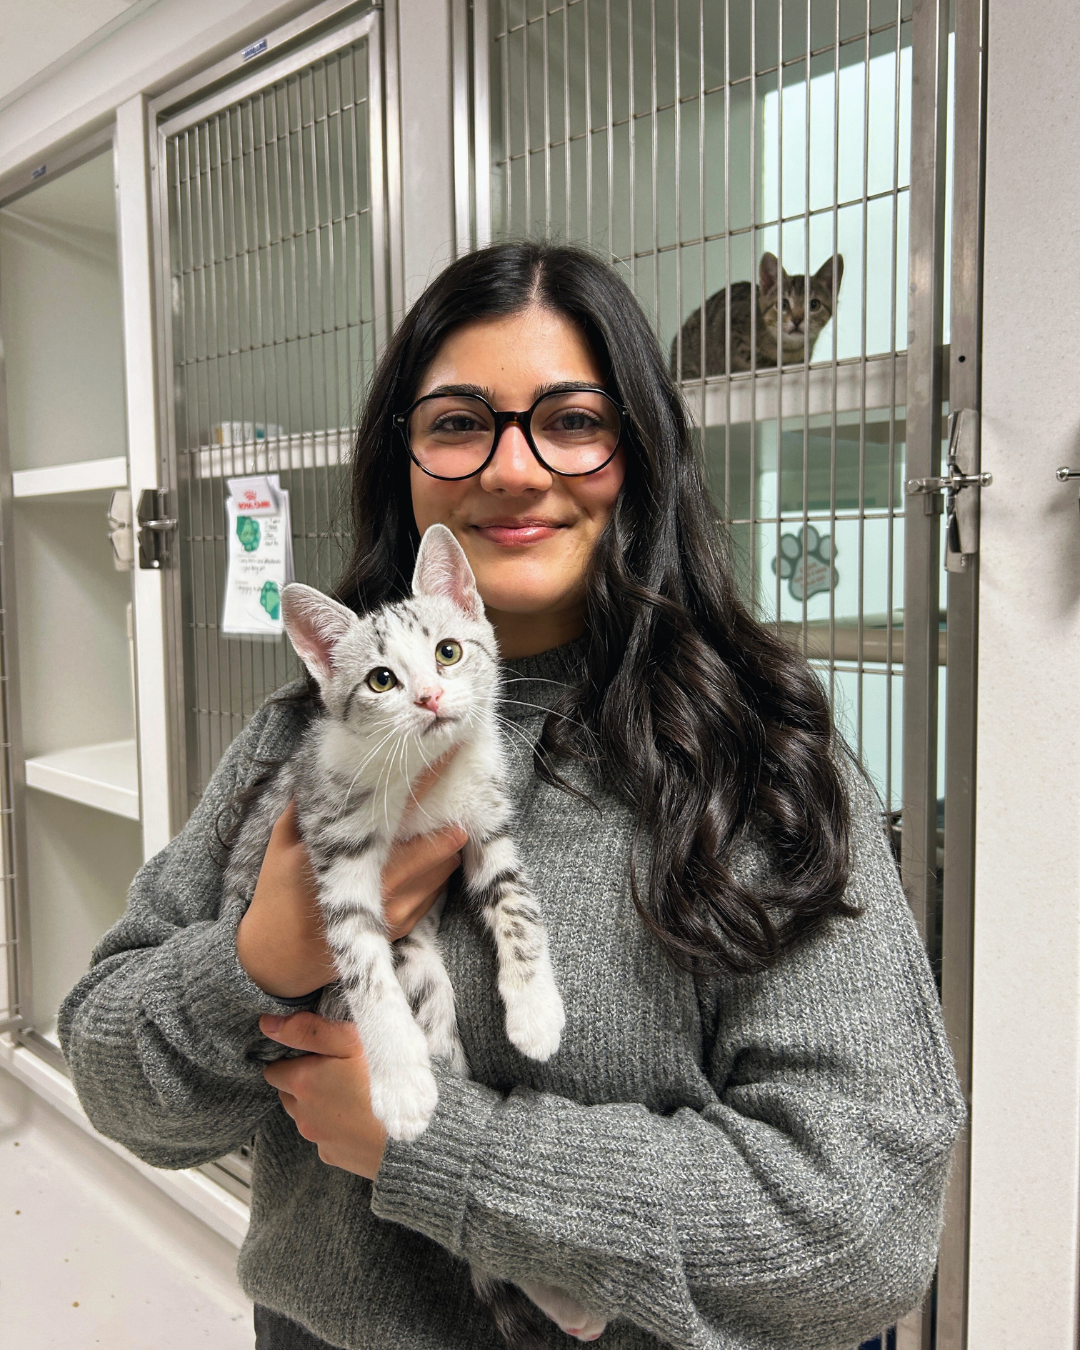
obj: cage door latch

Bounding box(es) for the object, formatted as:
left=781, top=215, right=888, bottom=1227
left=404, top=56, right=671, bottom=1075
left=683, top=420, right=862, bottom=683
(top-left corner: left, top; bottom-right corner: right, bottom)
left=136, top=488, right=178, bottom=570
left=905, top=408, right=991, bottom=572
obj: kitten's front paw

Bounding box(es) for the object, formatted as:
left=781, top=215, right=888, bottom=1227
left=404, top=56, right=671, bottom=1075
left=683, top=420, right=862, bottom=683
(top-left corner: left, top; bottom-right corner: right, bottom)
left=502, top=973, right=565, bottom=1062
left=369, top=1060, right=439, bottom=1141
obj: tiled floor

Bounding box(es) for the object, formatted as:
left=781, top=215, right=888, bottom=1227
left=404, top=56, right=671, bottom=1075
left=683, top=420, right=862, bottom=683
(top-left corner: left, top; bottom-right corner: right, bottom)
left=0, top=1066, right=254, bottom=1349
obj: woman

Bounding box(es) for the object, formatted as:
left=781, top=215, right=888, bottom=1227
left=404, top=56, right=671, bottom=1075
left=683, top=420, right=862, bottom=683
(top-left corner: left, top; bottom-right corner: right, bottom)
left=59, top=242, right=963, bottom=1350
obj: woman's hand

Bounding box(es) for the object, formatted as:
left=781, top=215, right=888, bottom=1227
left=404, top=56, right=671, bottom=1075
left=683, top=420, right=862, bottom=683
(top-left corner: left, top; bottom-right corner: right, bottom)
left=260, top=1011, right=387, bottom=1179
left=236, top=759, right=467, bottom=998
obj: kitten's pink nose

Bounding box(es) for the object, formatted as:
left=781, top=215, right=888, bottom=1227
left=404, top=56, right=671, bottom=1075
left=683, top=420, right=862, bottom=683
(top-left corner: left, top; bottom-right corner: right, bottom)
left=415, top=687, right=443, bottom=713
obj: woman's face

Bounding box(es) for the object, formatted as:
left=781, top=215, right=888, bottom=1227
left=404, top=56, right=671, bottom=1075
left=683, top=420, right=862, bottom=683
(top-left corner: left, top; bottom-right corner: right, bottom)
left=409, top=306, right=626, bottom=658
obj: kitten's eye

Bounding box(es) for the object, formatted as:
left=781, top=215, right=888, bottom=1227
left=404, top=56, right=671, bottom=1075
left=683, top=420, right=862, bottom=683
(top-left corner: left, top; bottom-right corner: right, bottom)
left=435, top=640, right=463, bottom=666
left=366, top=667, right=397, bottom=693
left=810, top=298, right=821, bottom=311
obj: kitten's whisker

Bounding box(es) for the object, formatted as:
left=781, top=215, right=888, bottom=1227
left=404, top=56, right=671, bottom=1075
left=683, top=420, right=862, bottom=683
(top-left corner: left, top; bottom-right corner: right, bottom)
left=500, top=675, right=572, bottom=689
left=500, top=698, right=590, bottom=733
left=493, top=713, right=541, bottom=758
left=337, top=728, right=401, bottom=817
left=343, top=729, right=397, bottom=795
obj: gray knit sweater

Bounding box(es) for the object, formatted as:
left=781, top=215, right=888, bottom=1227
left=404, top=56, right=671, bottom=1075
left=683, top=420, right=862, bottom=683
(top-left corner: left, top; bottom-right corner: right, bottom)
left=58, top=643, right=964, bottom=1350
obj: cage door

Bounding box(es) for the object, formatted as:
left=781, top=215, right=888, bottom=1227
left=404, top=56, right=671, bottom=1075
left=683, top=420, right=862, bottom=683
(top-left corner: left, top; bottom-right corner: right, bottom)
left=153, top=8, right=390, bottom=823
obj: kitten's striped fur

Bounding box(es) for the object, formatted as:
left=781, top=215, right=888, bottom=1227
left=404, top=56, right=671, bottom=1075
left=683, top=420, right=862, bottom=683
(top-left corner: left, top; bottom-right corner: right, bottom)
left=224, top=526, right=605, bottom=1346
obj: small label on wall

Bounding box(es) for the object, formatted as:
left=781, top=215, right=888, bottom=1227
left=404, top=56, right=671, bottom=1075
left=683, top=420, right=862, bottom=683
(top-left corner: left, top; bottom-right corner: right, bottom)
left=222, top=475, right=295, bottom=637
left=242, top=37, right=268, bottom=61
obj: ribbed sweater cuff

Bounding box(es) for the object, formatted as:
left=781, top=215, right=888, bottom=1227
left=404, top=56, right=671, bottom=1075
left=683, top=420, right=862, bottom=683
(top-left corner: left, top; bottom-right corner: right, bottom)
left=140, top=899, right=322, bottom=1079
left=369, top=1073, right=501, bottom=1255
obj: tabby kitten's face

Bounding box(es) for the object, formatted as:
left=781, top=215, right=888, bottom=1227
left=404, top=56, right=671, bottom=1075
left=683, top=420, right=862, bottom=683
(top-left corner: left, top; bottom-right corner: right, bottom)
left=759, top=252, right=844, bottom=356
left=282, top=525, right=499, bottom=754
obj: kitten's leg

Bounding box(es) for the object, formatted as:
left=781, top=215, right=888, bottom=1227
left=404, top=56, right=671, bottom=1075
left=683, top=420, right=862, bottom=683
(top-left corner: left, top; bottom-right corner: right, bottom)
left=463, top=833, right=565, bottom=1061
left=516, top=1280, right=609, bottom=1342
left=394, top=890, right=469, bottom=1077
left=318, top=850, right=438, bottom=1141
left=471, top=1268, right=608, bottom=1346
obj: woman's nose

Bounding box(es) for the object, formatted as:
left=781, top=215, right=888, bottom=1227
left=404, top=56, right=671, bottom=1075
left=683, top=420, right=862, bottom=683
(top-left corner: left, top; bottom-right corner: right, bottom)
left=479, top=422, right=552, bottom=493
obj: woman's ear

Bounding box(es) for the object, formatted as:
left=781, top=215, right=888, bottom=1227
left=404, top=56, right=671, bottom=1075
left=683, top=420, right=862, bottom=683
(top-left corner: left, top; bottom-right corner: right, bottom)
left=411, top=524, right=484, bottom=620
left=281, top=584, right=357, bottom=687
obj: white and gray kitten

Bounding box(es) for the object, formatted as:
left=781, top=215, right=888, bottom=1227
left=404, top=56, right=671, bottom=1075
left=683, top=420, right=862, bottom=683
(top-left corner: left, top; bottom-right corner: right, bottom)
left=226, top=524, right=607, bottom=1345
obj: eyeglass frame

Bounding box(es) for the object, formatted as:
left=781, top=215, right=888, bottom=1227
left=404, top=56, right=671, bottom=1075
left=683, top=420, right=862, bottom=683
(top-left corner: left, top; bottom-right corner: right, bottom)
left=392, top=385, right=629, bottom=481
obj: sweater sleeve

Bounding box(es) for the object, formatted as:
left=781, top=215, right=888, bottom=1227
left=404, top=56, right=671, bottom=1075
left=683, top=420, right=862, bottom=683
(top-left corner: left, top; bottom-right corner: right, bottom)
left=57, top=693, right=317, bottom=1171
left=370, top=770, right=966, bottom=1350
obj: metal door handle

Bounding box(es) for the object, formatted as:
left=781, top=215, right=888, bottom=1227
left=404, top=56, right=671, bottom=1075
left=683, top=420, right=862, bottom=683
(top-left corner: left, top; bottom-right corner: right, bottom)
left=904, top=409, right=992, bottom=570
left=1056, top=467, right=1080, bottom=513
left=136, top=488, right=178, bottom=569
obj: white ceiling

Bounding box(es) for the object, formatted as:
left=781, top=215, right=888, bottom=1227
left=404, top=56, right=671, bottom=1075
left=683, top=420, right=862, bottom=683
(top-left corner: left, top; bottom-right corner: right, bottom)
left=0, top=0, right=150, bottom=108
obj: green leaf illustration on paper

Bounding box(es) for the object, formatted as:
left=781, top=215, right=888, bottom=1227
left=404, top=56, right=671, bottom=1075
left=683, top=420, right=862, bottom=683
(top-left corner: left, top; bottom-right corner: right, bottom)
left=236, top=515, right=261, bottom=552
left=260, top=580, right=281, bottom=620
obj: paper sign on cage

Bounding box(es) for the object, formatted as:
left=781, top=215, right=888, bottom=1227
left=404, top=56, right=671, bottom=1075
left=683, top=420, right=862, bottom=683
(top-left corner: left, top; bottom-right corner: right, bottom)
left=222, top=474, right=295, bottom=637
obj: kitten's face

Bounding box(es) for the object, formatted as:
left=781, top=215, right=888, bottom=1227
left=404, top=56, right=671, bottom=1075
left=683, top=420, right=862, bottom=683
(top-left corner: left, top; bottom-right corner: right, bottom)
left=759, top=253, right=843, bottom=354
left=282, top=526, right=499, bottom=754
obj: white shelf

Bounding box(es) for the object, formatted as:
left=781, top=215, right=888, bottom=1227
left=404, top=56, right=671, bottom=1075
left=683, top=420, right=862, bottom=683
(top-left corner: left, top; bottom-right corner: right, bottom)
left=685, top=352, right=908, bottom=426
left=192, top=428, right=351, bottom=479
left=13, top=456, right=128, bottom=499
left=25, top=739, right=139, bottom=820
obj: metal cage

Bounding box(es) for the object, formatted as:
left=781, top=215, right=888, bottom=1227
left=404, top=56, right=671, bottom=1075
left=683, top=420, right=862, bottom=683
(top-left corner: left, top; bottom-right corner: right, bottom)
left=457, top=1, right=984, bottom=1346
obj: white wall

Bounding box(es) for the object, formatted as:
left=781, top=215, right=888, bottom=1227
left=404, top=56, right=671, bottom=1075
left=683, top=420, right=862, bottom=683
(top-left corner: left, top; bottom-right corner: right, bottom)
left=0, top=0, right=313, bottom=179
left=970, top=1, right=1080, bottom=1342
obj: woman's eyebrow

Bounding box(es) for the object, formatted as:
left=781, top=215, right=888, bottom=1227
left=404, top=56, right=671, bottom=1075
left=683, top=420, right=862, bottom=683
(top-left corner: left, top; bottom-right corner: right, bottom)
left=421, top=382, right=493, bottom=399
left=419, top=380, right=607, bottom=403
left=531, top=380, right=606, bottom=399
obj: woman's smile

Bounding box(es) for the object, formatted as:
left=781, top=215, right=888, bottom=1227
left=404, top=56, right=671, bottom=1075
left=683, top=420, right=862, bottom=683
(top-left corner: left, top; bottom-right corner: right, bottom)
left=469, top=515, right=566, bottom=546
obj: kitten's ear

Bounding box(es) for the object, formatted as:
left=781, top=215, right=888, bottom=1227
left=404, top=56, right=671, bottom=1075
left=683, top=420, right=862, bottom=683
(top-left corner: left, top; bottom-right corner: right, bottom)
left=412, top=524, right=483, bottom=620
left=814, top=253, right=844, bottom=293
left=281, top=583, right=357, bottom=687
left=759, top=252, right=779, bottom=293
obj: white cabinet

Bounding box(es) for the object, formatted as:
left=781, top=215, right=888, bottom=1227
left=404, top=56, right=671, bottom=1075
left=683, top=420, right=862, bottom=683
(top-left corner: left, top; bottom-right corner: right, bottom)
left=0, top=147, right=143, bottom=1050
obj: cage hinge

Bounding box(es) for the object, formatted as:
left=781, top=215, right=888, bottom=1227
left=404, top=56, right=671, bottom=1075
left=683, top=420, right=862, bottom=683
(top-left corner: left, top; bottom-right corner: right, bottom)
left=904, top=408, right=991, bottom=571
left=136, top=488, right=178, bottom=571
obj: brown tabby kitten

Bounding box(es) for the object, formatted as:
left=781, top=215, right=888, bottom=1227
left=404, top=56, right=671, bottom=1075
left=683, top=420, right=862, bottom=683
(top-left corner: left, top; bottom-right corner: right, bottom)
left=671, top=252, right=844, bottom=380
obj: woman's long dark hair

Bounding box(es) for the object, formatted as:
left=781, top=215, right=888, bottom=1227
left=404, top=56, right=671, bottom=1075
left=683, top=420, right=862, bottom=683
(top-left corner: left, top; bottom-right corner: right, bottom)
left=335, top=240, right=854, bottom=976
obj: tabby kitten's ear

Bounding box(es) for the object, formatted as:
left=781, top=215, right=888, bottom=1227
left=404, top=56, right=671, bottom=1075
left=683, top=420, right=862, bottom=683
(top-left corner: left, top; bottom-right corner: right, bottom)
left=281, top=583, right=357, bottom=688
left=813, top=253, right=844, bottom=294
left=412, top=523, right=484, bottom=621
left=759, top=251, right=780, bottom=296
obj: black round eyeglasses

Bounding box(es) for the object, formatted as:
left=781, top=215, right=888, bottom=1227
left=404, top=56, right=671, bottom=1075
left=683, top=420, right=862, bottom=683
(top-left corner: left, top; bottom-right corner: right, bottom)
left=393, top=386, right=627, bottom=481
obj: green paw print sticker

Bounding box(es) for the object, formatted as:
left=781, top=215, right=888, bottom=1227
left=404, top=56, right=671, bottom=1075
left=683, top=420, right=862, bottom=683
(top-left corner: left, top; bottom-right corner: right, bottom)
left=260, top=581, right=281, bottom=621
left=771, top=524, right=838, bottom=602
left=236, top=515, right=261, bottom=552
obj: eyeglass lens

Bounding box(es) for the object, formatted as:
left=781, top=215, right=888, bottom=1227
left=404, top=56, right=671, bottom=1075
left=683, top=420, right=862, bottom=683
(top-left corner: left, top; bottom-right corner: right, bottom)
left=406, top=390, right=621, bottom=478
